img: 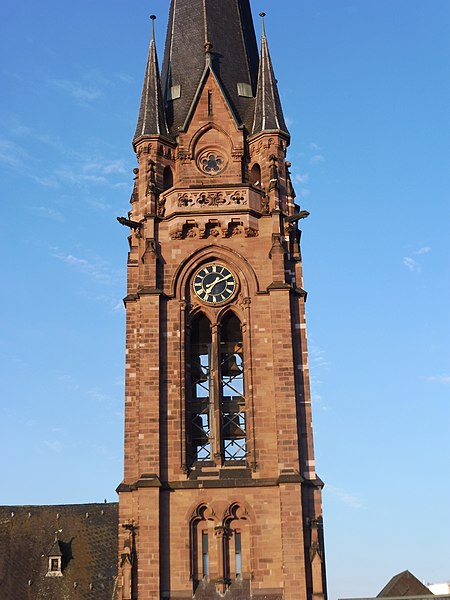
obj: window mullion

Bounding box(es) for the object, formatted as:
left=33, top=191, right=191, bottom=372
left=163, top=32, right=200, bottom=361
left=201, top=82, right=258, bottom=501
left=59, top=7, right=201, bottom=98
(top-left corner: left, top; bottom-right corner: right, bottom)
left=210, top=323, right=222, bottom=465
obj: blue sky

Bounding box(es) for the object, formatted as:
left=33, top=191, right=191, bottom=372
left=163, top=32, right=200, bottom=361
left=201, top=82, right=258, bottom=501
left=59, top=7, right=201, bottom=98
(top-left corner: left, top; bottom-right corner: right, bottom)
left=1, top=1, right=449, bottom=598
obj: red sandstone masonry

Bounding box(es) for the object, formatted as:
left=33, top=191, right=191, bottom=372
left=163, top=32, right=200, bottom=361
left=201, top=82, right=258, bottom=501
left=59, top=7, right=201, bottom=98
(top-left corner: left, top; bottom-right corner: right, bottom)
left=117, top=45, right=326, bottom=600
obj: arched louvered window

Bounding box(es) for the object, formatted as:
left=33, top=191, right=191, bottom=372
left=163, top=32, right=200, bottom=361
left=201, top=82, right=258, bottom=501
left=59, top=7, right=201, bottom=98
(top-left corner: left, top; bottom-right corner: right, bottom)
left=188, top=312, right=247, bottom=465
left=219, top=313, right=246, bottom=462
left=189, top=315, right=212, bottom=462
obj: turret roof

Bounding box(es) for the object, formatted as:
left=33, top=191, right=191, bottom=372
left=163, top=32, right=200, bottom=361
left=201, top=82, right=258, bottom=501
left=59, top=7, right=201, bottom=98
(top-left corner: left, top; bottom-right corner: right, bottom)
left=252, top=14, right=289, bottom=137
left=134, top=16, right=169, bottom=144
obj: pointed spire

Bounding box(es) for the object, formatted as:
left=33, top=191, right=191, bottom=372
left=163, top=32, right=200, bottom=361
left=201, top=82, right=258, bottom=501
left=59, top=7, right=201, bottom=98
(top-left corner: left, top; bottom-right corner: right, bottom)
left=252, top=13, right=289, bottom=137
left=47, top=539, right=63, bottom=557
left=161, top=0, right=259, bottom=134
left=134, top=15, right=169, bottom=144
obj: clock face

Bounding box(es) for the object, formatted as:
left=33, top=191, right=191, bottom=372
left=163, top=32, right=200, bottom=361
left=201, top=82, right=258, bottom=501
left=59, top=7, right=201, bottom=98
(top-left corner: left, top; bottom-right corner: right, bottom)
left=193, top=265, right=236, bottom=304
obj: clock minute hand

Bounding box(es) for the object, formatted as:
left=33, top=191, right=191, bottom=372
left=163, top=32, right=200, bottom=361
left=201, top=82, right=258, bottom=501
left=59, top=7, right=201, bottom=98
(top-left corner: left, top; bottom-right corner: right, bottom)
left=205, top=275, right=223, bottom=294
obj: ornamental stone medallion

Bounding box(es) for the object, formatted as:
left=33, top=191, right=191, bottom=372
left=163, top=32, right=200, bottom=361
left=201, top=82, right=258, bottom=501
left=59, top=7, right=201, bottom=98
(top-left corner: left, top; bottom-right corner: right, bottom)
left=197, top=148, right=227, bottom=175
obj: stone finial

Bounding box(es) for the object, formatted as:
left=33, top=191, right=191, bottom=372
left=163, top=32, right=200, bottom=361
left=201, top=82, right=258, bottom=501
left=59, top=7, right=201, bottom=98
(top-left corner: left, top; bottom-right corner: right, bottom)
left=259, top=12, right=266, bottom=36
left=150, top=15, right=156, bottom=40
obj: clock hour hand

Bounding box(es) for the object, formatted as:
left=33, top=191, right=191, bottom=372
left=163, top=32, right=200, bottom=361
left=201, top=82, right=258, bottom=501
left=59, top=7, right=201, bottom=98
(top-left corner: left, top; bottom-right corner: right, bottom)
left=205, top=275, right=222, bottom=294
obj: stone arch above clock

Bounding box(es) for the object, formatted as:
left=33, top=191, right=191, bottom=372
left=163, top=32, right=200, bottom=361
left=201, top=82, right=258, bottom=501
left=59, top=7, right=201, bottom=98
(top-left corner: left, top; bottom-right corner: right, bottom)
left=170, top=245, right=260, bottom=300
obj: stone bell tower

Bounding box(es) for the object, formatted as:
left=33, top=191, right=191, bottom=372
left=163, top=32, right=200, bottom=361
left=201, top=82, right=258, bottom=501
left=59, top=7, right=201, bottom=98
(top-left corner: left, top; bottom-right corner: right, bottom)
left=116, top=3, right=327, bottom=599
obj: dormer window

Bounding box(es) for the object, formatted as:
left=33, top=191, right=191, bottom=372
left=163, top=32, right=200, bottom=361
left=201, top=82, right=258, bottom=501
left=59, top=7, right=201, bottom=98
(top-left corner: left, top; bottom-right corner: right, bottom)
left=46, top=538, right=63, bottom=577
left=46, top=555, right=62, bottom=577
left=50, top=558, right=60, bottom=572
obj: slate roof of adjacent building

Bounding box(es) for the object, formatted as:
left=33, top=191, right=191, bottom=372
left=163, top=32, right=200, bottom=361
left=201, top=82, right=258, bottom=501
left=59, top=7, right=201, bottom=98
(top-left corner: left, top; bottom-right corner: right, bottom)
left=0, top=503, right=118, bottom=600
left=339, top=570, right=450, bottom=600
left=377, top=571, right=435, bottom=598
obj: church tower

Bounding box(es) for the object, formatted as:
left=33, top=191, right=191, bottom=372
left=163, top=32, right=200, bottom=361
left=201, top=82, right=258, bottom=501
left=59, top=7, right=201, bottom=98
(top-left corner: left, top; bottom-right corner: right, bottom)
left=117, top=3, right=327, bottom=599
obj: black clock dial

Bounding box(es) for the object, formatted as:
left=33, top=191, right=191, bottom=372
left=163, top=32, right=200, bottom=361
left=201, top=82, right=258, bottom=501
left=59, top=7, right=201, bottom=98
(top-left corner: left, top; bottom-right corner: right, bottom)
left=193, top=265, right=236, bottom=304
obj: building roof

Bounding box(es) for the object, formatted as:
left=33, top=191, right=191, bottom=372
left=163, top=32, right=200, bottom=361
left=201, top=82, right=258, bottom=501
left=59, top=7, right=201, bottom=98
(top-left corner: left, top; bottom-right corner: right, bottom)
left=378, top=571, right=434, bottom=598
left=160, top=0, right=259, bottom=134
left=0, top=503, right=118, bottom=600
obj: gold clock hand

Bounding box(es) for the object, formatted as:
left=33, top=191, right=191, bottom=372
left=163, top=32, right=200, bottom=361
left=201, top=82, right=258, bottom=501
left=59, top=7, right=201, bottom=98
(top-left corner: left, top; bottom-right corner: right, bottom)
left=205, top=275, right=222, bottom=294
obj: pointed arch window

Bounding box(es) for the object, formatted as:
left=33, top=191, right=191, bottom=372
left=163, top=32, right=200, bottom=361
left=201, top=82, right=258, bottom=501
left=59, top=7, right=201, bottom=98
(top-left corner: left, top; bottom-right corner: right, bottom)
left=190, top=505, right=213, bottom=591
left=189, top=315, right=212, bottom=462
left=163, top=165, right=173, bottom=191
left=220, top=313, right=246, bottom=461
left=224, top=504, right=250, bottom=583
left=187, top=311, right=247, bottom=465
left=250, top=163, right=262, bottom=187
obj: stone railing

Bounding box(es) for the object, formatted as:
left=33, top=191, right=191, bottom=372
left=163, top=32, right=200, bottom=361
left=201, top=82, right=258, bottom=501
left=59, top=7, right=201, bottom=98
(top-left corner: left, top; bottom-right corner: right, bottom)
left=158, top=186, right=266, bottom=218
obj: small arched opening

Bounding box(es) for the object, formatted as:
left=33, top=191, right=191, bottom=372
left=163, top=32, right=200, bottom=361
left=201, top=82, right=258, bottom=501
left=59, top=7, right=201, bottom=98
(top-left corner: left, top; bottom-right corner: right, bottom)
left=249, top=163, right=262, bottom=187
left=163, top=165, right=174, bottom=191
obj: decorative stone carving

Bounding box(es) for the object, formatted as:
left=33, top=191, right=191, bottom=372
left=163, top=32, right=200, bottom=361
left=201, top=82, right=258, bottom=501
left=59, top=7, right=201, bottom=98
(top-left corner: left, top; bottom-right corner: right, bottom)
left=157, top=196, right=166, bottom=218
left=169, top=225, right=184, bottom=240
left=269, top=154, right=279, bottom=192
left=199, top=151, right=224, bottom=174
left=184, top=223, right=199, bottom=238
left=244, top=227, right=259, bottom=238
left=229, top=191, right=245, bottom=204
left=201, top=221, right=222, bottom=239
left=285, top=161, right=296, bottom=200
left=130, top=168, right=139, bottom=204
left=178, top=150, right=191, bottom=162
left=228, top=221, right=244, bottom=237
left=137, top=144, right=152, bottom=159
left=177, top=190, right=248, bottom=209
left=169, top=217, right=257, bottom=240
left=146, top=160, right=156, bottom=196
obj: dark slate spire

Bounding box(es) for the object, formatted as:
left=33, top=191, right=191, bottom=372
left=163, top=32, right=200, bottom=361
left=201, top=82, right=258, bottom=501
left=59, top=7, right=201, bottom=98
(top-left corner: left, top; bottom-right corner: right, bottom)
left=252, top=13, right=289, bottom=137
left=134, top=16, right=169, bottom=144
left=161, top=0, right=259, bottom=134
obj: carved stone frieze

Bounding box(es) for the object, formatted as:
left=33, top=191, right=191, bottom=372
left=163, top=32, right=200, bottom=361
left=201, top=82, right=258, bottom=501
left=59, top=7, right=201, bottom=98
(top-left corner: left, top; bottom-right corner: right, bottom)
left=169, top=217, right=259, bottom=241
left=177, top=190, right=247, bottom=209
left=178, top=150, right=191, bottom=162
left=137, top=144, right=152, bottom=158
